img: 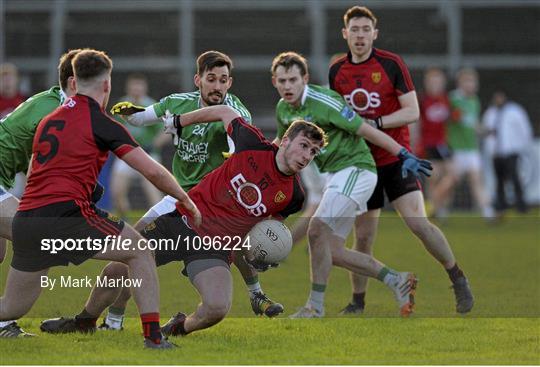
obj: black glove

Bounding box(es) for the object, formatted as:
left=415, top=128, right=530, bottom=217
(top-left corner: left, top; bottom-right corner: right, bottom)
left=246, top=257, right=279, bottom=273
left=162, top=111, right=183, bottom=138
left=91, top=182, right=105, bottom=203
left=397, top=148, right=433, bottom=178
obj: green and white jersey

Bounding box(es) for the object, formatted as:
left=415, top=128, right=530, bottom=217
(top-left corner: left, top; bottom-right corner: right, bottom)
left=0, top=86, right=65, bottom=189
left=152, top=91, right=251, bottom=191
left=276, top=84, right=375, bottom=174
left=448, top=89, right=480, bottom=151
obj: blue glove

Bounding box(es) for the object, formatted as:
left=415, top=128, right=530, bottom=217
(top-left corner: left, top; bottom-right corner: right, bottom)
left=398, top=148, right=433, bottom=178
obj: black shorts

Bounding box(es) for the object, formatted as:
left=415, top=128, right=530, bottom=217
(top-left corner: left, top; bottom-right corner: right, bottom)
left=142, top=210, right=231, bottom=269
left=11, top=200, right=125, bottom=272
left=367, top=161, right=422, bottom=210
left=425, top=145, right=452, bottom=161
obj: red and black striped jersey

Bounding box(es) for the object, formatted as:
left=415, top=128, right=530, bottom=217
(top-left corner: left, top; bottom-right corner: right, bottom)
left=419, top=93, right=450, bottom=149
left=19, top=94, right=138, bottom=210
left=329, top=49, right=415, bottom=166
left=176, top=117, right=305, bottom=238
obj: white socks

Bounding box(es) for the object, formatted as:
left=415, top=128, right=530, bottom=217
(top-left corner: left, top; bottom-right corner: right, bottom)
left=247, top=282, right=263, bottom=298
left=307, top=290, right=325, bottom=312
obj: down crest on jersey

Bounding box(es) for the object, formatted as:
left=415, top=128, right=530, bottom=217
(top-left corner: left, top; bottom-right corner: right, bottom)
left=176, top=117, right=304, bottom=238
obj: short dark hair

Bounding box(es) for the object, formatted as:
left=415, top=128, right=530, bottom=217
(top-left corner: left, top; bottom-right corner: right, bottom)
left=271, top=52, right=309, bottom=77
left=58, top=49, right=83, bottom=91
left=197, top=51, right=233, bottom=76
left=283, top=120, right=328, bottom=148
left=343, top=6, right=377, bottom=28
left=72, top=49, right=113, bottom=82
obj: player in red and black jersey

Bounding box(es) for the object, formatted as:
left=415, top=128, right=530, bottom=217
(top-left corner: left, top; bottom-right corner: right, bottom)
left=418, top=68, right=456, bottom=219
left=1, top=50, right=199, bottom=349
left=41, top=105, right=327, bottom=337
left=329, top=6, right=473, bottom=315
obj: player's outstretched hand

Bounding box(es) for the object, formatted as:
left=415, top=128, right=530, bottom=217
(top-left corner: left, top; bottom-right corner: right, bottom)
left=177, top=195, right=202, bottom=227
left=398, top=148, right=433, bottom=178
left=110, top=101, right=145, bottom=116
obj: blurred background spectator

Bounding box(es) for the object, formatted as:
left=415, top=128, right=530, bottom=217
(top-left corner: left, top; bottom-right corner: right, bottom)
left=482, top=90, right=533, bottom=215
left=447, top=68, right=494, bottom=219
left=1, top=62, right=27, bottom=198
left=109, top=73, right=165, bottom=219
left=417, top=67, right=455, bottom=219
left=0, top=63, right=26, bottom=119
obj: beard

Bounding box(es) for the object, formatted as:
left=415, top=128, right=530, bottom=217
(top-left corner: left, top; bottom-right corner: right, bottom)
left=202, top=91, right=225, bottom=106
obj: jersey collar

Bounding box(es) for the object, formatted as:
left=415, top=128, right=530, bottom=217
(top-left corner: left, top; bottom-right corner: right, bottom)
left=59, top=88, right=67, bottom=104
left=300, top=85, right=309, bottom=106
left=347, top=48, right=375, bottom=65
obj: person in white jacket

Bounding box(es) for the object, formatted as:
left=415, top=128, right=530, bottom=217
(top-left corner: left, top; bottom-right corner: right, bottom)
left=482, top=90, right=533, bottom=214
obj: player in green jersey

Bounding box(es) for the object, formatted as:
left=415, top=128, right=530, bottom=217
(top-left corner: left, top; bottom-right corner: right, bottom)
left=270, top=52, right=431, bottom=318
left=0, top=49, right=81, bottom=338
left=447, top=68, right=493, bottom=219
left=85, top=51, right=283, bottom=331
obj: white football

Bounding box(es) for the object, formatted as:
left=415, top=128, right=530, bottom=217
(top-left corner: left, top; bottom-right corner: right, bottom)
left=248, top=219, right=293, bottom=264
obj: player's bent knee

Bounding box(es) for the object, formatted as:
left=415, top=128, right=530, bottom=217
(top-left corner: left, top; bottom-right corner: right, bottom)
left=330, top=246, right=347, bottom=267
left=203, top=301, right=230, bottom=324
left=307, top=219, right=324, bottom=244
left=102, top=261, right=129, bottom=279
left=354, top=234, right=374, bottom=252
left=126, top=248, right=154, bottom=266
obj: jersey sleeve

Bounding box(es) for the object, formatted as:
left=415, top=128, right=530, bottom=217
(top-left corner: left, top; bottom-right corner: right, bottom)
left=91, top=110, right=139, bottom=157
left=328, top=61, right=342, bottom=92
left=152, top=93, right=191, bottom=118
left=1, top=93, right=61, bottom=129
left=380, top=55, right=415, bottom=95
left=325, top=97, right=363, bottom=135
left=225, top=95, right=252, bottom=124
left=277, top=176, right=305, bottom=218
left=394, top=58, right=415, bottom=95
left=226, top=117, right=273, bottom=153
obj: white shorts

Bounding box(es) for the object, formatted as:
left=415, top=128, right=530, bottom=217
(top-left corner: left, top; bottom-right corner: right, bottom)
left=314, top=167, right=377, bottom=239
left=0, top=184, right=15, bottom=203
left=300, top=162, right=326, bottom=206
left=138, top=195, right=177, bottom=227
left=453, top=150, right=481, bottom=175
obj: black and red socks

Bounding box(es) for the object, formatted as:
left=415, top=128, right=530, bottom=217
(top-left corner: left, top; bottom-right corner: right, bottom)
left=141, top=313, right=162, bottom=344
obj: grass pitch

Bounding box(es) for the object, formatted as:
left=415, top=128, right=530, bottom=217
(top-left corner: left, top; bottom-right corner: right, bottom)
left=1, top=212, right=539, bottom=364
